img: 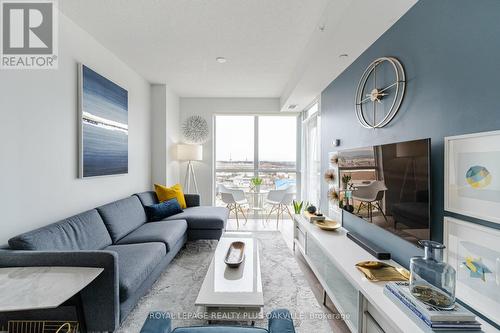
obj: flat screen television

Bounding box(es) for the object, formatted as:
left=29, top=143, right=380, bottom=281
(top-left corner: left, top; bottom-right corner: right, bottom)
left=338, top=138, right=431, bottom=245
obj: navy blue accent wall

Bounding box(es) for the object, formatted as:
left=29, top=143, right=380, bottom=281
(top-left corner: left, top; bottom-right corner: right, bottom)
left=321, top=0, right=500, bottom=261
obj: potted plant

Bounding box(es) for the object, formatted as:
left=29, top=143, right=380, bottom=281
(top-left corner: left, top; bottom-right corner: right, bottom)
left=250, top=176, right=263, bottom=192
left=292, top=200, right=304, bottom=215
left=341, top=174, right=352, bottom=190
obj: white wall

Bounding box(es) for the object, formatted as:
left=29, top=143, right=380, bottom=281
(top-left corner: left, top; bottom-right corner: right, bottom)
left=165, top=88, right=180, bottom=184
left=151, top=85, right=168, bottom=185
left=151, top=84, right=180, bottom=185
left=0, top=14, right=152, bottom=245
left=179, top=98, right=281, bottom=205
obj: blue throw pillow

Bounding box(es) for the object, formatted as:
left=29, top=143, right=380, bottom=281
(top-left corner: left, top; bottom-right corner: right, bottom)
left=145, top=199, right=183, bottom=222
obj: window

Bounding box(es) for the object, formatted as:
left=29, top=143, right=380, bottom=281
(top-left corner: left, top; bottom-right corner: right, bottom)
left=258, top=116, right=297, bottom=171
left=302, top=101, right=321, bottom=205
left=215, top=116, right=254, bottom=170
left=214, top=115, right=299, bottom=207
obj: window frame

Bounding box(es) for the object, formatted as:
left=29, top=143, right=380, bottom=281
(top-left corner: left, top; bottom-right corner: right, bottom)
left=301, top=99, right=321, bottom=205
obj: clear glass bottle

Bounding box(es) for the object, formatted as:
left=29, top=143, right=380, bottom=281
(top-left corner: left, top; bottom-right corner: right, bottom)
left=409, top=240, right=456, bottom=309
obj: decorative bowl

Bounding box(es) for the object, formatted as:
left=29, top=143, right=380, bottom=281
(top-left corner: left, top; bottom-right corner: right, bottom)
left=312, top=220, right=341, bottom=231
left=224, top=241, right=245, bottom=268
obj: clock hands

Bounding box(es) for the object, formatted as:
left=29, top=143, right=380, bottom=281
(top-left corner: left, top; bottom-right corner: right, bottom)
left=358, top=81, right=397, bottom=104
left=379, top=81, right=398, bottom=93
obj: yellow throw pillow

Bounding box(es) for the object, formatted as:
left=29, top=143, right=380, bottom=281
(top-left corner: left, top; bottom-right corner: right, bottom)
left=154, top=183, right=187, bottom=209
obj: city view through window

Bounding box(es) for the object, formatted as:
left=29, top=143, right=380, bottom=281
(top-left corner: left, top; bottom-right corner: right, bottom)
left=215, top=115, right=298, bottom=208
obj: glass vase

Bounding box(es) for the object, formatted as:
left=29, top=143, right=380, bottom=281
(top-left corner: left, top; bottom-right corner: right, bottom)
left=409, top=240, right=456, bottom=309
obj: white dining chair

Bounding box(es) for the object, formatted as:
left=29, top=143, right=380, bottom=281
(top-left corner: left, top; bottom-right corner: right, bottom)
left=265, top=185, right=295, bottom=226
left=218, top=184, right=248, bottom=228
left=351, top=180, right=388, bottom=222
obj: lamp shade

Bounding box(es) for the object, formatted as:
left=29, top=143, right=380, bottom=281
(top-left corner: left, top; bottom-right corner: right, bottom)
left=177, top=144, right=203, bottom=161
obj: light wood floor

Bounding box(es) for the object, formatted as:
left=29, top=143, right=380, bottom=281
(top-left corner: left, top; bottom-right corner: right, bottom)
left=226, top=218, right=350, bottom=333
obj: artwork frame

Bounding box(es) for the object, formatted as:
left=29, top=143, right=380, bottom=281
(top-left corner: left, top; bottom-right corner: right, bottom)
left=78, top=64, right=129, bottom=178
left=445, top=130, right=500, bottom=224
left=443, top=217, right=500, bottom=326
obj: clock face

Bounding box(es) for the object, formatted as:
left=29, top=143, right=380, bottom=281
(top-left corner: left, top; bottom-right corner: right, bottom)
left=355, top=57, right=406, bottom=129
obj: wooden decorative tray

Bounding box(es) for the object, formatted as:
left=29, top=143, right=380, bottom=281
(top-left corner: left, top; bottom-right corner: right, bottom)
left=224, top=241, right=245, bottom=268
left=313, top=220, right=341, bottom=231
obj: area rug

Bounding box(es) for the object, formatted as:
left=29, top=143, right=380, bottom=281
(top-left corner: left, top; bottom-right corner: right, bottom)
left=116, top=231, right=331, bottom=332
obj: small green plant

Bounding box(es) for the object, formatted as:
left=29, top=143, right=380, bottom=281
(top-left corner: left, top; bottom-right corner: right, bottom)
left=292, top=200, right=304, bottom=214
left=250, top=177, right=263, bottom=186
left=341, top=174, right=352, bottom=188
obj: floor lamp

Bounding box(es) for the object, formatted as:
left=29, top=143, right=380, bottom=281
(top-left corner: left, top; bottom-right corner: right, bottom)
left=177, top=144, right=203, bottom=194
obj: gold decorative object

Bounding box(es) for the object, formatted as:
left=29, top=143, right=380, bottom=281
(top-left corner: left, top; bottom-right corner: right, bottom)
left=313, top=220, right=341, bottom=231
left=329, top=154, right=339, bottom=166
left=327, top=188, right=339, bottom=202
left=355, top=261, right=410, bottom=282
left=323, top=170, right=336, bottom=183
left=411, top=285, right=454, bottom=309
left=7, top=321, right=78, bottom=333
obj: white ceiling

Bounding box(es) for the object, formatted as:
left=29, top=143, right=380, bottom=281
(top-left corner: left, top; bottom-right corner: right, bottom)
left=281, top=0, right=417, bottom=111
left=59, top=0, right=329, bottom=97
left=59, top=0, right=417, bottom=103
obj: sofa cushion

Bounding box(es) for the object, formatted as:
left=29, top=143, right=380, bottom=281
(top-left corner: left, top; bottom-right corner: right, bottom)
left=172, top=327, right=268, bottom=333
left=144, top=199, right=183, bottom=222
left=8, top=209, right=112, bottom=251
left=135, top=191, right=160, bottom=207
left=97, top=196, right=147, bottom=242
left=116, top=220, right=188, bottom=251
left=105, top=242, right=166, bottom=302
left=154, top=183, right=187, bottom=209
left=135, top=191, right=201, bottom=208
left=163, top=206, right=228, bottom=230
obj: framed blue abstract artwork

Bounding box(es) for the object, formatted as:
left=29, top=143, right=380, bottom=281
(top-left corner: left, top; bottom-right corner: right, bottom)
left=78, top=64, right=128, bottom=178
left=445, top=130, right=500, bottom=224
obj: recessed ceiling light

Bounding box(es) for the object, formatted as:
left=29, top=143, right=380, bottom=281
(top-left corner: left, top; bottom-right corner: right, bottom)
left=216, top=57, right=227, bottom=63
left=288, top=104, right=298, bottom=110
left=339, top=54, right=349, bottom=58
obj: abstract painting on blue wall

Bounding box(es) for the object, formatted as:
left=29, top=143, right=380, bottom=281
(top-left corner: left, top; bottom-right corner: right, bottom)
left=79, top=64, right=128, bottom=178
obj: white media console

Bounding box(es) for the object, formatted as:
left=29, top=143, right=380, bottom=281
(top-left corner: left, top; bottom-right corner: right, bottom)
left=292, top=214, right=494, bottom=333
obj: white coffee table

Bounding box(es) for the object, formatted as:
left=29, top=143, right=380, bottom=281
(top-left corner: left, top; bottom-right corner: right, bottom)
left=195, top=232, right=264, bottom=322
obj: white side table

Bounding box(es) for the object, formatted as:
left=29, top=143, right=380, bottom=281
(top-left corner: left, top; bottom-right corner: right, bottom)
left=0, top=266, right=103, bottom=332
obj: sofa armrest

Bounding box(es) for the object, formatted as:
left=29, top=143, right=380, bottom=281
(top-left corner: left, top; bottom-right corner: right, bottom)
left=184, top=194, right=200, bottom=207
left=268, top=309, right=295, bottom=333
left=140, top=312, right=172, bottom=333
left=0, top=250, right=119, bottom=332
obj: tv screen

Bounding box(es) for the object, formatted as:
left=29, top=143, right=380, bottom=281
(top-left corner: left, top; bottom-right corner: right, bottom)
left=338, top=138, right=430, bottom=245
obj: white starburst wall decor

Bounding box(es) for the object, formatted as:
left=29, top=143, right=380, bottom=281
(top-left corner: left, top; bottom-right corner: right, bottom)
left=182, top=115, right=209, bottom=144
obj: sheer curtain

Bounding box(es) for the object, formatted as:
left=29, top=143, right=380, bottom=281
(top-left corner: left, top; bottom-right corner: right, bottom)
left=302, top=103, right=321, bottom=206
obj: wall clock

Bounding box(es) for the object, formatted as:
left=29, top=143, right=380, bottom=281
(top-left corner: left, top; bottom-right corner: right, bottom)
left=355, top=57, right=406, bottom=129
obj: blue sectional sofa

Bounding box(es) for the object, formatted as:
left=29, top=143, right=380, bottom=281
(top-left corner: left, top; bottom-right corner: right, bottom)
left=0, top=191, right=229, bottom=332
left=140, top=310, right=296, bottom=333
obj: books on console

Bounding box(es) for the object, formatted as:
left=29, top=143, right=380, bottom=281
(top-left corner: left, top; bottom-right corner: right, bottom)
left=384, top=282, right=481, bottom=331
